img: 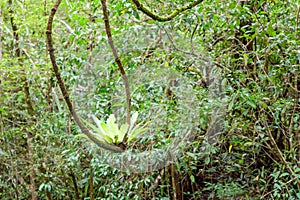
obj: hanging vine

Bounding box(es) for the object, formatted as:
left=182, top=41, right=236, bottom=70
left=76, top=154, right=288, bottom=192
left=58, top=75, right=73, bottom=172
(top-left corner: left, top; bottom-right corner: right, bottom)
left=46, top=0, right=123, bottom=153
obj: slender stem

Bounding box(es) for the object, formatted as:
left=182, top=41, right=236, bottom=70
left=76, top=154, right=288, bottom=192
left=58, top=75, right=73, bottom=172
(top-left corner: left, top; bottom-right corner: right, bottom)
left=261, top=110, right=300, bottom=185
left=0, top=7, right=3, bottom=60
left=26, top=131, right=38, bottom=200
left=9, top=1, right=37, bottom=198
left=296, top=6, right=300, bottom=39
left=101, top=0, right=131, bottom=139
left=69, top=168, right=80, bottom=200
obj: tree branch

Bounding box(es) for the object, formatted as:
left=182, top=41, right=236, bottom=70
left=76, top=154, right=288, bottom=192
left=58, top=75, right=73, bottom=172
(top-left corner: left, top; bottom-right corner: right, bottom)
left=131, top=0, right=204, bottom=22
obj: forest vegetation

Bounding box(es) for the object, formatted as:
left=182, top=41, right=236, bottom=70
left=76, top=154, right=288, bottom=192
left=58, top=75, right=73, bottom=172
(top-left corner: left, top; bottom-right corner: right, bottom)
left=0, top=0, right=299, bottom=199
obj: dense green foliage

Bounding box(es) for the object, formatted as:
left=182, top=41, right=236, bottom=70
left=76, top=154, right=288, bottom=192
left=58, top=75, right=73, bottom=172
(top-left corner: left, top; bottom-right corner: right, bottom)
left=0, top=0, right=299, bottom=199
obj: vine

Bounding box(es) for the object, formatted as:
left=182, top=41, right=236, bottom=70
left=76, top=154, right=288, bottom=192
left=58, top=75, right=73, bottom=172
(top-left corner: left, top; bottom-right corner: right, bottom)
left=46, top=0, right=123, bottom=153
left=101, top=0, right=132, bottom=140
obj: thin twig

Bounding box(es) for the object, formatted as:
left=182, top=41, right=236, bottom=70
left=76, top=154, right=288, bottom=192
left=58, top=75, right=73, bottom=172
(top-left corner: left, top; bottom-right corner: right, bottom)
left=190, top=23, right=198, bottom=54
left=260, top=177, right=298, bottom=199
left=260, top=109, right=300, bottom=185
left=163, top=27, right=232, bottom=73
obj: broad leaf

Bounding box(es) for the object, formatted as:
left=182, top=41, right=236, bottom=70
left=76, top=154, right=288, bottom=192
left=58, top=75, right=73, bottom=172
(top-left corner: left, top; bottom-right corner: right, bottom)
left=106, top=114, right=120, bottom=143
left=118, top=123, right=129, bottom=143
left=127, top=111, right=139, bottom=136
left=81, top=117, right=108, bottom=143
left=127, top=121, right=150, bottom=142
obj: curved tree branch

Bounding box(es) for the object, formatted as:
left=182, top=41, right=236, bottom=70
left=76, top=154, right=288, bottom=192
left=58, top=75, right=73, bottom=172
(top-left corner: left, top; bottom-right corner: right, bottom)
left=131, top=0, right=205, bottom=22
left=101, top=0, right=131, bottom=140
left=46, top=0, right=123, bottom=153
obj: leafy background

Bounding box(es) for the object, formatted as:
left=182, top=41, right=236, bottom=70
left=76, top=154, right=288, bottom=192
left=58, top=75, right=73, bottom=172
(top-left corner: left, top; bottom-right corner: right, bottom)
left=0, top=0, right=299, bottom=199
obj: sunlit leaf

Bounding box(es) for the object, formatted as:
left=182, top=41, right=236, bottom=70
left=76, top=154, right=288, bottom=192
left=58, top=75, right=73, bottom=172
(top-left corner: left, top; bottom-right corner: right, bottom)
left=118, top=123, right=129, bottom=143
left=127, top=121, right=150, bottom=142
left=81, top=117, right=109, bottom=143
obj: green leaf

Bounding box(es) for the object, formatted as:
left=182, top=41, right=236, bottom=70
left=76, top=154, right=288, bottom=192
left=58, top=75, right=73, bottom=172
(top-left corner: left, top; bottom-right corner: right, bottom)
left=131, top=112, right=139, bottom=125
left=127, top=121, right=150, bottom=142
left=92, top=116, right=106, bottom=134
left=81, top=117, right=108, bottom=143
left=246, top=100, right=256, bottom=109
left=106, top=114, right=119, bottom=142
left=99, top=121, right=113, bottom=143
left=267, top=25, right=276, bottom=37
left=118, top=123, right=129, bottom=143
left=205, top=157, right=210, bottom=165
left=128, top=111, right=138, bottom=134
left=76, top=133, right=90, bottom=141
left=190, top=175, right=195, bottom=183
left=186, top=152, right=197, bottom=160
